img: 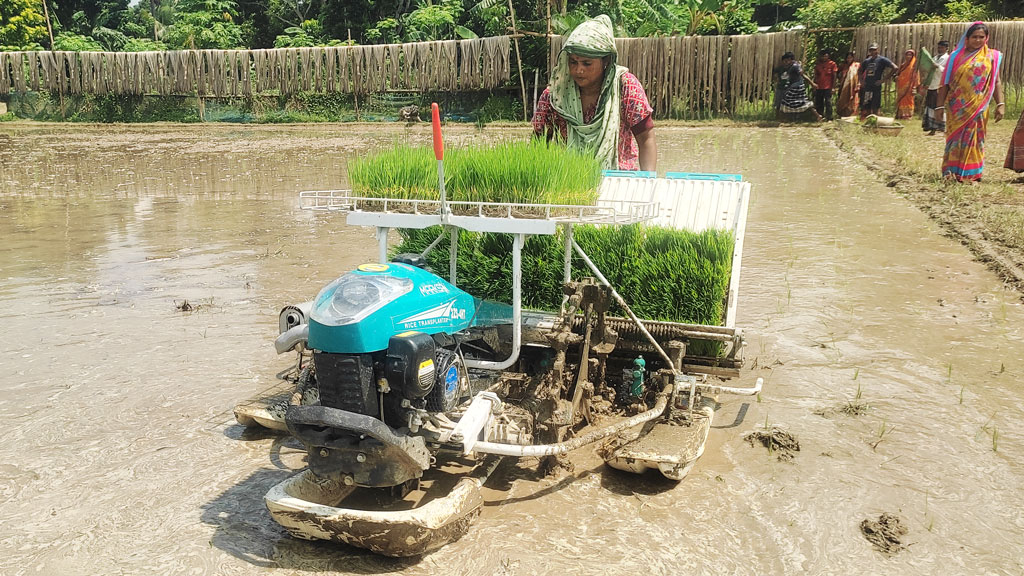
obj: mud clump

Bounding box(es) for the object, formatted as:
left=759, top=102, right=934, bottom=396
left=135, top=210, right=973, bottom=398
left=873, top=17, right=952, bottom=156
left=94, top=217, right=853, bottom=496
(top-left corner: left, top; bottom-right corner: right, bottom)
left=860, top=513, right=908, bottom=554
left=744, top=427, right=800, bottom=461
left=814, top=401, right=869, bottom=417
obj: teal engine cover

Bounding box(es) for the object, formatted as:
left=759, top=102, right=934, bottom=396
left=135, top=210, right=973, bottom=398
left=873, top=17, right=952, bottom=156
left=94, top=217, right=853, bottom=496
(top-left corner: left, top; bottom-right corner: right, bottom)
left=308, top=263, right=510, bottom=354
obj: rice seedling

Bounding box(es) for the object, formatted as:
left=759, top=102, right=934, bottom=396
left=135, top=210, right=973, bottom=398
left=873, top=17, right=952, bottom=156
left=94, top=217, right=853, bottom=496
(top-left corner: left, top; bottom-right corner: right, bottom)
left=395, top=224, right=735, bottom=330
left=348, top=139, right=602, bottom=207
left=871, top=419, right=894, bottom=451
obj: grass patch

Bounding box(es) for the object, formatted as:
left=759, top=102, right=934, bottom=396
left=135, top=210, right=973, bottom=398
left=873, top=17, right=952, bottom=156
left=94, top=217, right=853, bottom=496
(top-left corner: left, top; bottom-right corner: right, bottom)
left=0, top=111, right=15, bottom=122
left=395, top=224, right=734, bottom=328
left=348, top=140, right=602, bottom=206
left=257, top=109, right=331, bottom=123
left=828, top=117, right=1024, bottom=257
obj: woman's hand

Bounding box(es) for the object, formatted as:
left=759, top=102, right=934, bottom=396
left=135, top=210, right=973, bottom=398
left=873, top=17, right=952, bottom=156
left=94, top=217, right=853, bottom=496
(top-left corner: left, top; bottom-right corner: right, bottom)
left=995, top=102, right=1005, bottom=122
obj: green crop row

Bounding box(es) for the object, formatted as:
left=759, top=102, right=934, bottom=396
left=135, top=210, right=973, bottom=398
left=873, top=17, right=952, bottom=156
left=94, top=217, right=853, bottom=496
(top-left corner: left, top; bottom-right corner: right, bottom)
left=348, top=140, right=603, bottom=206
left=395, top=224, right=734, bottom=328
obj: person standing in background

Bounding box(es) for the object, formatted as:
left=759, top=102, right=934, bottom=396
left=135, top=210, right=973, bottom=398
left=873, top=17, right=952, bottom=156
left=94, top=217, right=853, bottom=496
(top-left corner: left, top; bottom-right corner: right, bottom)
left=775, top=51, right=823, bottom=121
left=1004, top=107, right=1024, bottom=173
left=920, top=40, right=950, bottom=135
left=936, top=22, right=1004, bottom=182
left=859, top=42, right=896, bottom=119
left=894, top=49, right=920, bottom=119
left=836, top=52, right=861, bottom=117
left=812, top=50, right=838, bottom=120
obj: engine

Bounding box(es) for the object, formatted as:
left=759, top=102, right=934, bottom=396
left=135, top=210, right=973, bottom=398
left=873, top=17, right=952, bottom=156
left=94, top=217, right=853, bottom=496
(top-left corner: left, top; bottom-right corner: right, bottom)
left=285, top=262, right=501, bottom=489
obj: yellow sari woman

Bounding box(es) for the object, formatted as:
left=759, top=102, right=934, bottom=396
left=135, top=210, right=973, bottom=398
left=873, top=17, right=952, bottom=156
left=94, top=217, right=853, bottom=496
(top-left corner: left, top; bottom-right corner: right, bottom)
left=895, top=49, right=919, bottom=119
left=938, top=22, right=1005, bottom=182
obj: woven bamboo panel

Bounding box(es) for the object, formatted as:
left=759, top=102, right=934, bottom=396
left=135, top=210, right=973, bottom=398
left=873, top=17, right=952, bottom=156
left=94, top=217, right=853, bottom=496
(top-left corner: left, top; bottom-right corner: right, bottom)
left=0, top=37, right=511, bottom=97
left=547, top=30, right=805, bottom=117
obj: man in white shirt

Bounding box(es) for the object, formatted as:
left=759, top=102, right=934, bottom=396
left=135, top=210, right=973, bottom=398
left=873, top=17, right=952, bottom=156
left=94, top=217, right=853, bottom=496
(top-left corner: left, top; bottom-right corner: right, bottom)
left=923, top=40, right=950, bottom=135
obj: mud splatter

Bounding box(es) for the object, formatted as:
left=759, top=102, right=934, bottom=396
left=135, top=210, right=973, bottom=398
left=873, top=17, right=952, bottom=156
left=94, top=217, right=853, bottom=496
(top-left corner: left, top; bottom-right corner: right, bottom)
left=744, top=427, right=800, bottom=461
left=860, top=513, right=908, bottom=554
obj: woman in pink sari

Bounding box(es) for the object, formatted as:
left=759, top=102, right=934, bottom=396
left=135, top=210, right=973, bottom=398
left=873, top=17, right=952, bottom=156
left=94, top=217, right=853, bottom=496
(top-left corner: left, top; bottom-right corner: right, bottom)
left=936, top=22, right=1005, bottom=182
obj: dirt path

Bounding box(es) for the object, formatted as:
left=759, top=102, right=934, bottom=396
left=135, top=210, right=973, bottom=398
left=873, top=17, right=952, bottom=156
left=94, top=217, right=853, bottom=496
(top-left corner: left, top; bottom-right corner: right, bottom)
left=1, top=124, right=1022, bottom=575
left=825, top=120, right=1024, bottom=296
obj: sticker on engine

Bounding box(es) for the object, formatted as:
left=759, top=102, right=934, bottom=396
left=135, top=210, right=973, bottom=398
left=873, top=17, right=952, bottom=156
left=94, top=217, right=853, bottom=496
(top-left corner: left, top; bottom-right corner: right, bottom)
left=358, top=263, right=389, bottom=272
left=444, top=366, right=459, bottom=397
left=418, top=359, right=435, bottom=375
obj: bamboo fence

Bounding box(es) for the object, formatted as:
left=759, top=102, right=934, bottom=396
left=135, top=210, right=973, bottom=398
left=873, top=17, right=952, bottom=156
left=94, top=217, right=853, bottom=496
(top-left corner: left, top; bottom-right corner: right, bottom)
left=853, top=21, right=1024, bottom=88
left=0, top=37, right=511, bottom=97
left=549, top=31, right=805, bottom=116
left=4, top=22, right=1024, bottom=116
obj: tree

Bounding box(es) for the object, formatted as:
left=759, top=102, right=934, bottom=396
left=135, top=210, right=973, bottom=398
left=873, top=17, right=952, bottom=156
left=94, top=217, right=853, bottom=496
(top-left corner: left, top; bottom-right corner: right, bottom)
left=50, top=0, right=130, bottom=35
left=51, top=30, right=102, bottom=49
left=404, top=0, right=458, bottom=41
left=1, top=0, right=48, bottom=48
left=797, top=0, right=904, bottom=29
left=165, top=0, right=244, bottom=48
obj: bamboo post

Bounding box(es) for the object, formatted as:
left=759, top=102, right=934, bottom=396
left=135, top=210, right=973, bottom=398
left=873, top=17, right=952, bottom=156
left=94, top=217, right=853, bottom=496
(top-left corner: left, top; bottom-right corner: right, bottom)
left=533, top=68, right=539, bottom=116
left=349, top=29, right=360, bottom=121
left=508, top=0, right=528, bottom=121
left=40, top=0, right=65, bottom=118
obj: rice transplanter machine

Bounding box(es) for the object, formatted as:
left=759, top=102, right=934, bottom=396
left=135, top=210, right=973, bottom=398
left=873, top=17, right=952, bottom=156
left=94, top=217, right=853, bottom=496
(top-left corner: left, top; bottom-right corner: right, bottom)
left=234, top=105, right=762, bottom=556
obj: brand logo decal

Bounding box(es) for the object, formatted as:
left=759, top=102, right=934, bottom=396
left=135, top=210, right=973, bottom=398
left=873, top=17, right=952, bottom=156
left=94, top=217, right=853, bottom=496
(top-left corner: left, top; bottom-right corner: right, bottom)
left=399, top=299, right=466, bottom=327
left=419, top=282, right=450, bottom=296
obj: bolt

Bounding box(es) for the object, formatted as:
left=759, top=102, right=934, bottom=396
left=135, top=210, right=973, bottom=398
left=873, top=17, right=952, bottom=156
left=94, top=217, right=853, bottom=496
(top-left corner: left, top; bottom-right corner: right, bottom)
left=343, top=475, right=354, bottom=486
left=319, top=448, right=329, bottom=458
left=356, top=453, right=366, bottom=463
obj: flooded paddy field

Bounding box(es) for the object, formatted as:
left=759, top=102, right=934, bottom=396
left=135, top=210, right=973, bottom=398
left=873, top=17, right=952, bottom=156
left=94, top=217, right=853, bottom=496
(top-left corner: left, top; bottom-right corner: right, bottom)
left=1, top=123, right=1022, bottom=575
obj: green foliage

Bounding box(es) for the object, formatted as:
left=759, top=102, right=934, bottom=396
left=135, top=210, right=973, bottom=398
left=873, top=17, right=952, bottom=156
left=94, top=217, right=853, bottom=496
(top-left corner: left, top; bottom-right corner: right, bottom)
left=914, top=0, right=992, bottom=22
left=395, top=224, right=734, bottom=327
left=122, top=37, right=167, bottom=51
left=347, top=140, right=602, bottom=205
left=0, top=0, right=47, bottom=49
left=366, top=17, right=401, bottom=43
left=464, top=0, right=505, bottom=38
left=291, top=91, right=354, bottom=119
left=0, top=111, right=15, bottom=121
left=273, top=19, right=323, bottom=46
left=53, top=32, right=105, bottom=51
left=405, top=0, right=461, bottom=41
left=475, top=93, right=521, bottom=122
left=257, top=109, right=329, bottom=122
left=621, top=0, right=686, bottom=36
left=701, top=0, right=757, bottom=35
left=165, top=7, right=244, bottom=48
left=797, top=0, right=904, bottom=29
left=91, top=25, right=129, bottom=50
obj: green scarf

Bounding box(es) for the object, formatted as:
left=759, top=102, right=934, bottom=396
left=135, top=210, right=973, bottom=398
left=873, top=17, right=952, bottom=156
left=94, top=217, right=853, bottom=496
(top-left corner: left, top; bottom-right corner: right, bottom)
left=919, top=46, right=939, bottom=87
left=549, top=15, right=626, bottom=169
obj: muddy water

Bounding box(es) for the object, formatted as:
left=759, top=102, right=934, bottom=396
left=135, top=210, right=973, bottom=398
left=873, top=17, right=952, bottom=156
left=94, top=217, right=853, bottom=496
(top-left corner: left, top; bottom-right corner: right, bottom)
left=1, top=124, right=1022, bottom=576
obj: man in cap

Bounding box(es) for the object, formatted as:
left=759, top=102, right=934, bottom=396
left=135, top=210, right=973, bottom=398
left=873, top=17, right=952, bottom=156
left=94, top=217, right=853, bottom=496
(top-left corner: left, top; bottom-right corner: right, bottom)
left=858, top=42, right=896, bottom=119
